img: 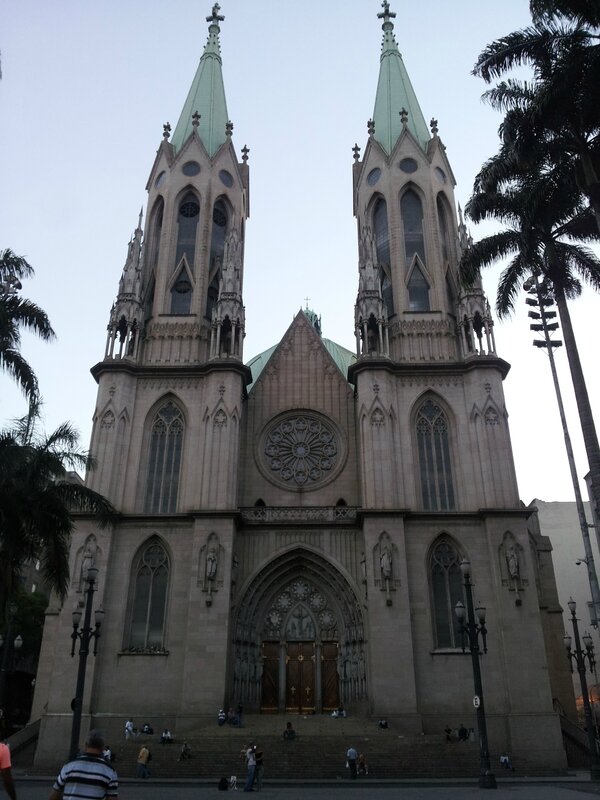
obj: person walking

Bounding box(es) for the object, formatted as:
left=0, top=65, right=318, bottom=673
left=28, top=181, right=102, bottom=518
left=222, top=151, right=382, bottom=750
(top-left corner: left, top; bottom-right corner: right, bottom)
left=0, top=742, right=16, bottom=800
left=50, top=730, right=117, bottom=799
left=346, top=745, right=358, bottom=779
left=135, top=744, right=151, bottom=779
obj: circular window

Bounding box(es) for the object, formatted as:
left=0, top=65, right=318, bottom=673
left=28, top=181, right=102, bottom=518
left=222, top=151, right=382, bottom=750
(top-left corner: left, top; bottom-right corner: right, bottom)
left=259, top=412, right=344, bottom=490
left=367, top=167, right=381, bottom=186
left=173, top=277, right=192, bottom=294
left=399, top=158, right=418, bottom=173
left=182, top=161, right=200, bottom=176
left=154, top=171, right=166, bottom=188
left=435, top=167, right=447, bottom=184
left=219, top=169, right=234, bottom=187
left=180, top=200, right=199, bottom=218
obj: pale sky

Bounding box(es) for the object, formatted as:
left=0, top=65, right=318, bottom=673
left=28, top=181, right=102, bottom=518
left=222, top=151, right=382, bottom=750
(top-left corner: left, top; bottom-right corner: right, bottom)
left=2, top=0, right=599, bottom=507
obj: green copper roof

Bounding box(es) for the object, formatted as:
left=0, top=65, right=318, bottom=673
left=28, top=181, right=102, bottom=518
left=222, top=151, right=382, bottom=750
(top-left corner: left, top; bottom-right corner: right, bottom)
left=246, top=338, right=356, bottom=392
left=172, top=5, right=229, bottom=157
left=372, top=3, right=430, bottom=154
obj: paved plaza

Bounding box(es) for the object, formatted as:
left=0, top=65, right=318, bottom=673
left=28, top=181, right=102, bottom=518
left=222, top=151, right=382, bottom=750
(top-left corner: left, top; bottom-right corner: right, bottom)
left=14, top=778, right=600, bottom=800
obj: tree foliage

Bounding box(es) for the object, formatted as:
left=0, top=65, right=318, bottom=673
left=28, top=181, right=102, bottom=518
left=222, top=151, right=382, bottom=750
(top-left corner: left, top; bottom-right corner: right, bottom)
left=0, top=249, right=55, bottom=403
left=0, top=405, right=116, bottom=622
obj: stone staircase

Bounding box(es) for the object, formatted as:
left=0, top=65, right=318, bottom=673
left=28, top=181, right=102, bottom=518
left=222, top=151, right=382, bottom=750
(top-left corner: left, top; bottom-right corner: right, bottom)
left=101, top=715, right=524, bottom=781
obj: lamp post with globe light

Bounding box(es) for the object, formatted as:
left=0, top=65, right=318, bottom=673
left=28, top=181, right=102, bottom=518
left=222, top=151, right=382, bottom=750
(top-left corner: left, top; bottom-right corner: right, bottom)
left=69, top=565, right=104, bottom=760
left=564, top=597, right=600, bottom=779
left=455, top=558, right=496, bottom=789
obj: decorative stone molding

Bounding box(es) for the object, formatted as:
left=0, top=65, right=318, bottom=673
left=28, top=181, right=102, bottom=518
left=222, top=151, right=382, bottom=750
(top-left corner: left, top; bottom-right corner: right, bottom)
left=240, top=506, right=358, bottom=524
left=101, top=410, right=115, bottom=429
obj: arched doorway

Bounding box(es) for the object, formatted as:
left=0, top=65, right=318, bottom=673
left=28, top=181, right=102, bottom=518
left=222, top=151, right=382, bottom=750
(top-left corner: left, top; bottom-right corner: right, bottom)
left=232, top=548, right=367, bottom=714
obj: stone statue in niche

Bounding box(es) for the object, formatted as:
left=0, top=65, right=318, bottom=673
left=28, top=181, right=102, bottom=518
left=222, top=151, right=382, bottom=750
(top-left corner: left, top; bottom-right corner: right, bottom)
left=206, top=545, right=218, bottom=581
left=506, top=544, right=519, bottom=580
left=380, top=546, right=392, bottom=580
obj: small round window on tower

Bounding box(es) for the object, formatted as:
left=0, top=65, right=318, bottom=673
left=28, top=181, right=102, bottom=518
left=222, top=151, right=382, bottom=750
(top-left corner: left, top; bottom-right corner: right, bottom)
left=180, top=200, right=200, bottom=218
left=367, top=168, right=381, bottom=186
left=219, top=169, right=234, bottom=187
left=182, top=161, right=201, bottom=176
left=174, top=277, right=192, bottom=294
left=399, top=158, right=418, bottom=173
left=435, top=167, right=447, bottom=184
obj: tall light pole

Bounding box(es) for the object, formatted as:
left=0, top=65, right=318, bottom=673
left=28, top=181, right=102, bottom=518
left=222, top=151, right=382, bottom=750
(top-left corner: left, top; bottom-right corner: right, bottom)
left=455, top=559, right=497, bottom=790
left=524, top=275, right=600, bottom=627
left=69, top=566, right=104, bottom=760
left=564, top=597, right=600, bottom=780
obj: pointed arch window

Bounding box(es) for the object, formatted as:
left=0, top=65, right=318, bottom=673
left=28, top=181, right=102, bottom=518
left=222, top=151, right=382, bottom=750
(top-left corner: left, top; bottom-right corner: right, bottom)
left=407, top=264, right=430, bottom=311
left=416, top=398, right=455, bottom=510
left=144, top=401, right=184, bottom=513
left=127, top=540, right=170, bottom=650
left=149, top=197, right=164, bottom=271
left=373, top=198, right=394, bottom=316
left=436, top=195, right=450, bottom=263
left=206, top=199, right=228, bottom=319
left=401, top=190, right=425, bottom=265
left=430, top=538, right=463, bottom=648
left=175, top=193, right=200, bottom=270
left=170, top=266, right=193, bottom=314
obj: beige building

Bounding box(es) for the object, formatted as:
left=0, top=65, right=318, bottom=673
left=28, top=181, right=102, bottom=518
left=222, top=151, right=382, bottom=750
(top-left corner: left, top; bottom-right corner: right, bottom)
left=32, top=4, right=575, bottom=768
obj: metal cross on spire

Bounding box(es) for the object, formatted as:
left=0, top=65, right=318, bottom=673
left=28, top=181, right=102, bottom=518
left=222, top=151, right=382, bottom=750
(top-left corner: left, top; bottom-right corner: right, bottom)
left=377, top=1, right=396, bottom=24
left=206, top=3, right=225, bottom=25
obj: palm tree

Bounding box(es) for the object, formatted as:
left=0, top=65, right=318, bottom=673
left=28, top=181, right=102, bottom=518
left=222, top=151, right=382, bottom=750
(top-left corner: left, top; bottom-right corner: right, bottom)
left=0, top=249, right=55, bottom=402
left=459, top=126, right=600, bottom=531
left=473, top=3, right=600, bottom=232
left=0, top=404, right=115, bottom=624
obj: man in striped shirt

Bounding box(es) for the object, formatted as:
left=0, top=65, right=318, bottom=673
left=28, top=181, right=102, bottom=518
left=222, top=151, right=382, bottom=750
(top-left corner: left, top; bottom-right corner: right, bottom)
left=50, top=730, right=118, bottom=800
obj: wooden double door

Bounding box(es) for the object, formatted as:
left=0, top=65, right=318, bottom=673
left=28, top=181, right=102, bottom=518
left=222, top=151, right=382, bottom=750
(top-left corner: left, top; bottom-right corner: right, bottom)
left=261, top=641, right=339, bottom=713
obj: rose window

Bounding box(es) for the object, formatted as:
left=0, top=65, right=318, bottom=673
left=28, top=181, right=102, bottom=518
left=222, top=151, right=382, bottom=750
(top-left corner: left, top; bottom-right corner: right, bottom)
left=263, top=415, right=338, bottom=486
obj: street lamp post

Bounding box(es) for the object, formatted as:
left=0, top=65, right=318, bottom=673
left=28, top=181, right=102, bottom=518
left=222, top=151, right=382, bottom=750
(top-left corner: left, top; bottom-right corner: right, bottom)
left=455, top=559, right=497, bottom=789
left=0, top=623, right=23, bottom=737
left=69, top=566, right=104, bottom=760
left=564, top=597, right=600, bottom=780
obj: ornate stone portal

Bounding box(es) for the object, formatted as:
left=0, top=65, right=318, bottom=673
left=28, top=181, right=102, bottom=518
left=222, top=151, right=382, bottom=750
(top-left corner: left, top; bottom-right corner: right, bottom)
left=232, top=549, right=367, bottom=713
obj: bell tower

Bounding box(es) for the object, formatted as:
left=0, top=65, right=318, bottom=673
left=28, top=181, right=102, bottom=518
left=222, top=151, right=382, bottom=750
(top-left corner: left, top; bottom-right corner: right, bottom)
left=88, top=3, right=251, bottom=509
left=352, top=1, right=493, bottom=362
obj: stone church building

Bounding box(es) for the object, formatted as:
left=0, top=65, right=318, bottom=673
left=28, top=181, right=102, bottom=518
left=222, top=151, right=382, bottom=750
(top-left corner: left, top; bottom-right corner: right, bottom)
left=33, top=3, right=574, bottom=767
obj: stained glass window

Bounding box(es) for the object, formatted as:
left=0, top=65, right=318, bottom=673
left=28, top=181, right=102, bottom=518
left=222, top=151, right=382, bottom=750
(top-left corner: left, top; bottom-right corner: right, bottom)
left=144, top=401, right=184, bottom=513
left=416, top=399, right=455, bottom=510
left=128, top=540, right=169, bottom=650
left=430, top=538, right=463, bottom=648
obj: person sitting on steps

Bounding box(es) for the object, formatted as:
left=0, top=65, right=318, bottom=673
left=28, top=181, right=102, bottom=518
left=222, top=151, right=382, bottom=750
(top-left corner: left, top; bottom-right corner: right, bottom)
left=283, top=722, right=296, bottom=740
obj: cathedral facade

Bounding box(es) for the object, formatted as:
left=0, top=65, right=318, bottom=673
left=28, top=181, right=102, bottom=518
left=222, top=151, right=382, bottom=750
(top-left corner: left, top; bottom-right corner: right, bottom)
left=33, top=4, right=573, bottom=768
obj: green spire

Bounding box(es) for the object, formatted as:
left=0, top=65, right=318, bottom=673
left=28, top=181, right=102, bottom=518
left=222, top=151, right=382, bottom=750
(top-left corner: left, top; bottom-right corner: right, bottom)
left=372, top=1, right=430, bottom=154
left=172, top=4, right=230, bottom=157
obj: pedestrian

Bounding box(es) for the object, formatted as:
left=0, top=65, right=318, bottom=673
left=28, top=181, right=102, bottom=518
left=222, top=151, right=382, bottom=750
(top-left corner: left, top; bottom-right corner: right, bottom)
left=243, top=744, right=256, bottom=792
left=178, top=741, right=192, bottom=761
left=135, top=744, right=151, bottom=779
left=0, top=741, right=16, bottom=800
left=50, top=729, right=117, bottom=799
left=357, top=752, right=368, bottom=775
left=458, top=723, right=468, bottom=741
left=254, top=746, right=264, bottom=791
left=346, top=745, right=357, bottom=779
left=124, top=719, right=135, bottom=740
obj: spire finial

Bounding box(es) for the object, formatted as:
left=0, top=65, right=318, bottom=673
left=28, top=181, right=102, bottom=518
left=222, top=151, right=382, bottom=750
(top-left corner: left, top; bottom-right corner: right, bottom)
left=226, top=120, right=233, bottom=137
left=163, top=122, right=171, bottom=140
left=367, top=118, right=375, bottom=137
left=206, top=3, right=225, bottom=27
left=377, top=1, right=396, bottom=29
left=192, top=111, right=201, bottom=129
left=137, top=207, right=143, bottom=230
left=430, top=117, right=439, bottom=136
left=352, top=143, right=361, bottom=162
left=241, top=144, right=249, bottom=163
left=399, top=108, right=408, bottom=127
